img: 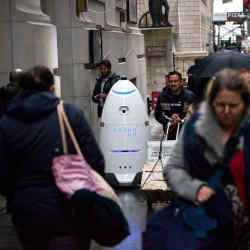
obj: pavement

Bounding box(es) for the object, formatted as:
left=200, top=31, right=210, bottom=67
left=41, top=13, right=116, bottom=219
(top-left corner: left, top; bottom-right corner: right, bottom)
left=0, top=112, right=168, bottom=250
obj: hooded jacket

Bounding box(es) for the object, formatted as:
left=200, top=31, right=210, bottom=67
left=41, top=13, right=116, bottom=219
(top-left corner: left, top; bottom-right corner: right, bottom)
left=154, top=86, right=195, bottom=126
left=0, top=83, right=18, bottom=118
left=0, top=90, right=105, bottom=230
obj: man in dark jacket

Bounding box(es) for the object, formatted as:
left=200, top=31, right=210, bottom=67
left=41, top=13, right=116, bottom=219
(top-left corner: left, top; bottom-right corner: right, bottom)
left=92, top=60, right=120, bottom=118
left=155, top=71, right=196, bottom=139
left=0, top=66, right=105, bottom=250
left=0, top=68, right=23, bottom=118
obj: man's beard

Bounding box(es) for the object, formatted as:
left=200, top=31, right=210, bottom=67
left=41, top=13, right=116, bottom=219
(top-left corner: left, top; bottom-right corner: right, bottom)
left=170, top=86, right=180, bottom=94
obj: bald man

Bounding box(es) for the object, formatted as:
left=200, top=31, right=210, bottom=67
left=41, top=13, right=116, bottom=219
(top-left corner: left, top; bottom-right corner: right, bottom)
left=0, top=68, right=23, bottom=118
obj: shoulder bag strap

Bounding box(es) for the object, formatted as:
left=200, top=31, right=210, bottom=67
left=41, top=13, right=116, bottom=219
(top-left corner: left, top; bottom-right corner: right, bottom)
left=57, top=102, right=68, bottom=154
left=59, top=102, right=83, bottom=156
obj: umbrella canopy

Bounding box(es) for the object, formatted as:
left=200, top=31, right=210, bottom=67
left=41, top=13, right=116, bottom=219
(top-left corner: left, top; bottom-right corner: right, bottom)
left=196, top=50, right=250, bottom=78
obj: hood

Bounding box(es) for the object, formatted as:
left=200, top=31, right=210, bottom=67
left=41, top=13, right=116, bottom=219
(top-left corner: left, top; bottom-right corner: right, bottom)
left=7, top=90, right=60, bottom=122
left=5, top=83, right=18, bottom=100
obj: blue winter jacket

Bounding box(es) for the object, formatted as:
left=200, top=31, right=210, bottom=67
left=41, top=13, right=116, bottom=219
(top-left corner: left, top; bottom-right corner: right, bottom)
left=0, top=90, right=105, bottom=230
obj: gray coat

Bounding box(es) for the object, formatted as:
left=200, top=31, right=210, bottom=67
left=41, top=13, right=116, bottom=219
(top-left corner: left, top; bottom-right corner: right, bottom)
left=164, top=101, right=247, bottom=203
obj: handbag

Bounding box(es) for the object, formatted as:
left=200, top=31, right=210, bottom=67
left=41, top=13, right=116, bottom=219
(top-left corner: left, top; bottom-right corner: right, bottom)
left=52, top=102, right=120, bottom=205
left=143, top=170, right=234, bottom=250
left=52, top=102, right=130, bottom=246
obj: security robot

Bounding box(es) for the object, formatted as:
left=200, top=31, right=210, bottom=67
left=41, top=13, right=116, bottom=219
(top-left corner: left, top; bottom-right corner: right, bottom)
left=100, top=77, right=149, bottom=186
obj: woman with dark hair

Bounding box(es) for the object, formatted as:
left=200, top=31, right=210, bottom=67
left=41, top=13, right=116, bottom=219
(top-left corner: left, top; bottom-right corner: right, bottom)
left=163, top=68, right=250, bottom=249
left=0, top=66, right=105, bottom=250
left=19, top=65, right=55, bottom=91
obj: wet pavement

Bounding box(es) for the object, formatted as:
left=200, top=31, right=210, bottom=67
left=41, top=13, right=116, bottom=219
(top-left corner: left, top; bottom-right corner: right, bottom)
left=0, top=189, right=148, bottom=250
left=0, top=113, right=167, bottom=250
left=90, top=189, right=148, bottom=250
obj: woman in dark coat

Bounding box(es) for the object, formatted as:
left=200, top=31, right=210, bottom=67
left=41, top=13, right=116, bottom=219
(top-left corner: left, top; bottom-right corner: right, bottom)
left=0, top=66, right=105, bottom=250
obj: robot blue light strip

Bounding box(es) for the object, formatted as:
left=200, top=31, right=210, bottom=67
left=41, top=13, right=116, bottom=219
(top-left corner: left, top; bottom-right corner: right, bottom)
left=112, top=89, right=136, bottom=95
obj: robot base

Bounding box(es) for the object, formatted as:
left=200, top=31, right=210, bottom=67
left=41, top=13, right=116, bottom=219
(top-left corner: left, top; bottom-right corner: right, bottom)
left=105, top=172, right=142, bottom=188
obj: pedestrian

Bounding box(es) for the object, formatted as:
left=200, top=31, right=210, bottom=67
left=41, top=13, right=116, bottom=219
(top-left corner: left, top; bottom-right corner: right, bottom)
left=187, top=58, right=204, bottom=94
left=0, top=68, right=23, bottom=118
left=154, top=71, right=196, bottom=139
left=240, top=68, right=250, bottom=83
left=164, top=68, right=250, bottom=249
left=92, top=60, right=120, bottom=118
left=0, top=65, right=105, bottom=250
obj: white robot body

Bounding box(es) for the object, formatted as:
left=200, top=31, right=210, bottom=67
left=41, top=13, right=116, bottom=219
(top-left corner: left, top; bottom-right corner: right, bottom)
left=100, top=79, right=149, bottom=186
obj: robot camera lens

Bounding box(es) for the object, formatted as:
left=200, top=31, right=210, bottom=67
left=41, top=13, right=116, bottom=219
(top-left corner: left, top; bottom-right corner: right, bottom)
left=119, top=106, right=129, bottom=115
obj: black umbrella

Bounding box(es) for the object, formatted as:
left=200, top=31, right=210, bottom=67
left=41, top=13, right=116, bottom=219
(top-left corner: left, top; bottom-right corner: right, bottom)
left=196, top=50, right=250, bottom=79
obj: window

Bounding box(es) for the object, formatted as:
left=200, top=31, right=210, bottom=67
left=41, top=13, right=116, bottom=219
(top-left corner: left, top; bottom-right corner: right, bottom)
left=88, top=28, right=103, bottom=66
left=127, top=0, right=137, bottom=23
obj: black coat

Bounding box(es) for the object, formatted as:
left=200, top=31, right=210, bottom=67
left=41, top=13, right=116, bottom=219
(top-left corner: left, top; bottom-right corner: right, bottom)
left=0, top=83, right=18, bottom=118
left=0, top=90, right=105, bottom=232
left=154, top=87, right=195, bottom=127
left=92, top=72, right=120, bottom=118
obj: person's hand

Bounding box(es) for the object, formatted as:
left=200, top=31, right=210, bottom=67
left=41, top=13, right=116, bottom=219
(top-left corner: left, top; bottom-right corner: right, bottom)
left=94, top=93, right=107, bottom=100
left=197, top=186, right=215, bottom=203
left=170, top=114, right=181, bottom=124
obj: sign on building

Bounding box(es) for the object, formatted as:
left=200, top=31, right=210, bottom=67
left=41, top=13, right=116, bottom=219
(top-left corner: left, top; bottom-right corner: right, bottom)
left=227, top=12, right=248, bottom=24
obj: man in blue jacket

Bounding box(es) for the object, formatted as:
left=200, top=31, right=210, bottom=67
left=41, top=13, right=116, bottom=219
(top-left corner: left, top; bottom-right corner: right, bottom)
left=154, top=71, right=196, bottom=139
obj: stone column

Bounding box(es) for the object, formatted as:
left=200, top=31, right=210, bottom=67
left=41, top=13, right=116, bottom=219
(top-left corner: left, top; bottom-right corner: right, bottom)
left=0, top=0, right=13, bottom=85
left=142, top=28, right=173, bottom=94
left=46, top=0, right=93, bottom=124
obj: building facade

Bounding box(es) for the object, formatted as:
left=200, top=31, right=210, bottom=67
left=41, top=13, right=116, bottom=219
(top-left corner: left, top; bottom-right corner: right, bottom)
left=0, top=0, right=147, bottom=135
left=138, top=0, right=214, bottom=94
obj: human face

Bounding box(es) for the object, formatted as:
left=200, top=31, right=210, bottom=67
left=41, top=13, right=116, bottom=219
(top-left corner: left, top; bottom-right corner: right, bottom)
left=99, top=64, right=110, bottom=78
left=169, top=74, right=182, bottom=94
left=212, top=90, right=246, bottom=129
left=165, top=76, right=170, bottom=88
left=241, top=71, right=250, bottom=84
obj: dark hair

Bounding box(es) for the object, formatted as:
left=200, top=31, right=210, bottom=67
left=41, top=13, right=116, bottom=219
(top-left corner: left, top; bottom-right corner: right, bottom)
left=9, top=69, right=24, bottom=85
left=206, top=68, right=250, bottom=106
left=20, top=66, right=54, bottom=91
left=167, top=71, right=182, bottom=80
left=99, top=60, right=112, bottom=70
left=194, top=58, right=202, bottom=65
